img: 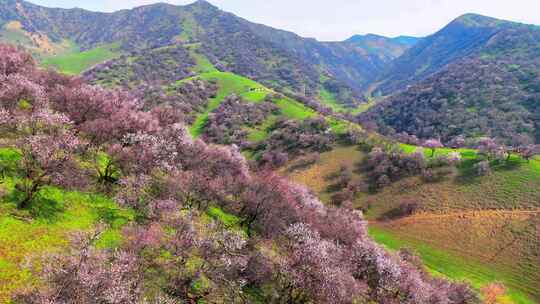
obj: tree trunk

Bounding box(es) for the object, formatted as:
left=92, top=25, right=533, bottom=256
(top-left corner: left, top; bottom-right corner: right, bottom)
left=17, top=181, right=40, bottom=209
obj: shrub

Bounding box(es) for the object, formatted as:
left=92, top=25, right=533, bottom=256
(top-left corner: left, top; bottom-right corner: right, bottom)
left=475, top=161, right=492, bottom=176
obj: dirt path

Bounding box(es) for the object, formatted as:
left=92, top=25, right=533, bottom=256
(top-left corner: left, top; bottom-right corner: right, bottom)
left=372, top=209, right=540, bottom=224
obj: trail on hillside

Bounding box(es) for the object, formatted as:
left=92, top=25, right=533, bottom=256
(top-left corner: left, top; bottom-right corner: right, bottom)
left=375, top=209, right=540, bottom=223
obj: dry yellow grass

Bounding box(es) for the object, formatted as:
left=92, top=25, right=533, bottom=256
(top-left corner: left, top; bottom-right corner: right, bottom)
left=284, top=145, right=366, bottom=202
left=362, top=164, right=540, bottom=220
left=2, top=21, right=72, bottom=56
left=285, top=145, right=540, bottom=302
left=374, top=210, right=540, bottom=301
left=5, top=21, right=22, bottom=30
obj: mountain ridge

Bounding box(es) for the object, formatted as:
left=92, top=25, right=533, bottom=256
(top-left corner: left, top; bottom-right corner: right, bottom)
left=0, top=0, right=405, bottom=107
left=374, top=13, right=532, bottom=94
left=362, top=13, right=540, bottom=144
left=345, top=33, right=421, bottom=63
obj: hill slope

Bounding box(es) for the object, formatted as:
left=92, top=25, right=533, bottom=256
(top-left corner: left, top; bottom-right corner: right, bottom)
left=284, top=143, right=540, bottom=303
left=0, top=0, right=409, bottom=107
left=362, top=15, right=540, bottom=144
left=376, top=14, right=528, bottom=94
left=345, top=34, right=420, bottom=63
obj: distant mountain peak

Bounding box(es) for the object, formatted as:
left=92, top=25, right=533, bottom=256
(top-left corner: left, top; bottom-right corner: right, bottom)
left=346, top=34, right=387, bottom=42
left=451, top=13, right=509, bottom=28
left=344, top=34, right=420, bottom=62
left=189, top=0, right=218, bottom=9
left=346, top=34, right=419, bottom=45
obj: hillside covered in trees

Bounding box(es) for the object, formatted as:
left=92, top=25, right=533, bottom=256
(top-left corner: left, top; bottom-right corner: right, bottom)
left=0, top=44, right=483, bottom=303
left=1, top=1, right=540, bottom=303
left=362, top=16, right=540, bottom=145
left=0, top=0, right=420, bottom=108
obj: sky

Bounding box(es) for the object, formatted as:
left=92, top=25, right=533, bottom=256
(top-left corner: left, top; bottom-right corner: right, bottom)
left=29, top=0, right=540, bottom=41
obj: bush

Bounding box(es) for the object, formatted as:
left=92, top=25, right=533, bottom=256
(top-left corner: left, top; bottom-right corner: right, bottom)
left=475, top=161, right=491, bottom=176
left=253, top=116, right=335, bottom=163
left=203, top=95, right=279, bottom=146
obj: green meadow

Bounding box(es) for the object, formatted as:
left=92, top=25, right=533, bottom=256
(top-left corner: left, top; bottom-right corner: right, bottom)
left=42, top=43, right=122, bottom=75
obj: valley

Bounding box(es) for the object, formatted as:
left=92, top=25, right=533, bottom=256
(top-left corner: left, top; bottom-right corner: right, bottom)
left=0, top=1, right=539, bottom=303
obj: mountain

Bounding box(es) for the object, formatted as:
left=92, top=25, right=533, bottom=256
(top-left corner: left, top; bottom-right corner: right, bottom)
left=345, top=34, right=420, bottom=63
left=361, top=15, right=540, bottom=144
left=0, top=0, right=409, bottom=107
left=376, top=14, right=523, bottom=94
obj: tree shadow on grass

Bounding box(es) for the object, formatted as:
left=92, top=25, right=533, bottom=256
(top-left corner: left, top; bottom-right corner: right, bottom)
left=3, top=187, right=66, bottom=222
left=326, top=182, right=346, bottom=193
left=378, top=208, right=406, bottom=221
left=492, top=158, right=522, bottom=171
left=96, top=205, right=131, bottom=228
left=28, top=193, right=65, bottom=222
left=286, top=161, right=316, bottom=173
left=454, top=157, right=524, bottom=186
left=453, top=162, right=482, bottom=185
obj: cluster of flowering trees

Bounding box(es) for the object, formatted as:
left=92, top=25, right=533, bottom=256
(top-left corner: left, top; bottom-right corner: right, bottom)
left=133, top=79, right=219, bottom=125
left=362, top=141, right=467, bottom=191
left=203, top=95, right=280, bottom=147
left=474, top=137, right=539, bottom=175
left=1, top=44, right=480, bottom=303
left=253, top=116, right=335, bottom=167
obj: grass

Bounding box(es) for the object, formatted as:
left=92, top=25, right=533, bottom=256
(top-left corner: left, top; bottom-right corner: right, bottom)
left=242, top=97, right=317, bottom=143
left=245, top=116, right=279, bottom=142
left=185, top=71, right=269, bottom=137
left=206, top=206, right=241, bottom=228
left=274, top=97, right=315, bottom=120
left=359, top=149, right=540, bottom=304
left=365, top=157, right=540, bottom=217
left=319, top=87, right=347, bottom=112
left=0, top=22, right=76, bottom=60
left=185, top=44, right=219, bottom=74
left=368, top=226, right=536, bottom=304
left=42, top=43, right=122, bottom=75
left=0, top=148, right=133, bottom=301
left=205, top=206, right=248, bottom=237
left=0, top=187, right=133, bottom=301
left=176, top=50, right=317, bottom=138
left=173, top=51, right=349, bottom=141
left=0, top=24, right=33, bottom=49
left=351, top=99, right=377, bottom=115
left=285, top=145, right=366, bottom=203
left=177, top=16, right=198, bottom=43
left=399, top=143, right=478, bottom=159
left=284, top=140, right=540, bottom=303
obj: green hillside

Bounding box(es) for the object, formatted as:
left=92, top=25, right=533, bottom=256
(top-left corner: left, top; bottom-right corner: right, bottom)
left=285, top=142, right=540, bottom=304
left=42, top=43, right=121, bottom=75
left=0, top=148, right=133, bottom=301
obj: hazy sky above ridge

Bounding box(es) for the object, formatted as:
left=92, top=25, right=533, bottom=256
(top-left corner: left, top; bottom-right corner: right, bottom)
left=29, top=0, right=540, bottom=40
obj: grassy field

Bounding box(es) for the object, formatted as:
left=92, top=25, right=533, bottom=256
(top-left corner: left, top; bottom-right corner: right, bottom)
left=0, top=148, right=132, bottom=302
left=318, top=87, right=347, bottom=112
left=285, top=145, right=367, bottom=203
left=184, top=71, right=270, bottom=137
left=42, top=43, right=122, bottom=75
left=174, top=51, right=319, bottom=138
left=186, top=71, right=319, bottom=139
left=369, top=225, right=537, bottom=304
left=285, top=142, right=540, bottom=303
left=365, top=147, right=540, bottom=303
left=185, top=44, right=219, bottom=74
left=365, top=157, right=540, bottom=217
